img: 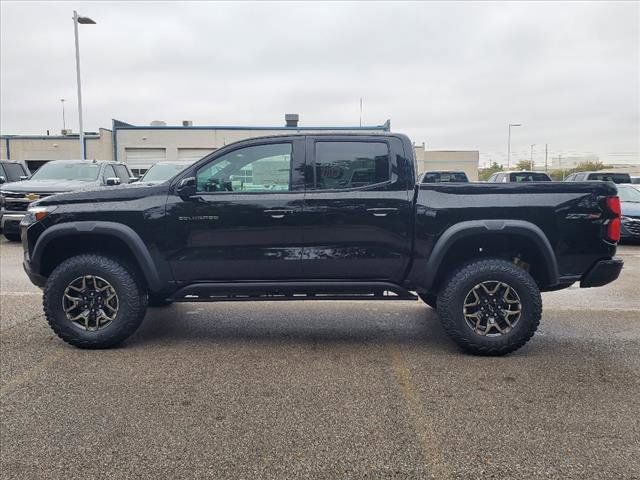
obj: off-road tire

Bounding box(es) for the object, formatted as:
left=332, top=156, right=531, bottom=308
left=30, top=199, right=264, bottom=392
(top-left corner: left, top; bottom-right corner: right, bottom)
left=3, top=232, right=20, bottom=242
left=43, top=254, right=147, bottom=349
left=437, top=258, right=542, bottom=356
left=418, top=292, right=437, bottom=309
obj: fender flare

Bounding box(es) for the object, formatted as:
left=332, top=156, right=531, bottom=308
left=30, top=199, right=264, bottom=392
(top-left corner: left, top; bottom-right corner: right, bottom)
left=31, top=221, right=163, bottom=291
left=415, top=219, right=559, bottom=292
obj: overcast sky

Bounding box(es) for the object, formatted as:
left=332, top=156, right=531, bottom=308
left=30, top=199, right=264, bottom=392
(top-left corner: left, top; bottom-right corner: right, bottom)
left=1, top=1, right=638, bottom=165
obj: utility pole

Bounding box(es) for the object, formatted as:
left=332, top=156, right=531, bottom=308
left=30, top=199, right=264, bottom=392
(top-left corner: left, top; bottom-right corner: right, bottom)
left=558, top=154, right=564, bottom=180
left=545, top=143, right=548, bottom=172
left=530, top=144, right=535, bottom=170
left=359, top=98, right=363, bottom=127
left=507, top=123, right=522, bottom=169
left=60, top=99, right=66, bottom=131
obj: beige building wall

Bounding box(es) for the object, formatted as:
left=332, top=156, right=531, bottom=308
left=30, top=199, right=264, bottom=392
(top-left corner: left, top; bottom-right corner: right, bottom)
left=1, top=128, right=113, bottom=163
left=114, top=127, right=385, bottom=164
left=413, top=145, right=479, bottom=181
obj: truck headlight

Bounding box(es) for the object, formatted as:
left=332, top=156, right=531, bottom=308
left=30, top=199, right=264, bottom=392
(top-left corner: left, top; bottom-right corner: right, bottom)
left=23, top=205, right=57, bottom=224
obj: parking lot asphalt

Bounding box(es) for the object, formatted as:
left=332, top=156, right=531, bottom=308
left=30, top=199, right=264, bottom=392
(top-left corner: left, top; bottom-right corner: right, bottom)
left=1, top=238, right=639, bottom=479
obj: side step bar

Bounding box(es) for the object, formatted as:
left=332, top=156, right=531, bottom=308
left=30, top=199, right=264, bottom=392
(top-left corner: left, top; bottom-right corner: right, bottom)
left=169, top=281, right=418, bottom=302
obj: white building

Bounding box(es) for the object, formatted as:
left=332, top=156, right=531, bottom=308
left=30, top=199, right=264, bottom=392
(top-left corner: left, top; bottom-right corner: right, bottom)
left=413, top=144, right=479, bottom=181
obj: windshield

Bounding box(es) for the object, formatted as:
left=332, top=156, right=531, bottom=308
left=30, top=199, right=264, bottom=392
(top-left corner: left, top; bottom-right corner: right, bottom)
left=618, top=186, right=640, bottom=203
left=30, top=162, right=100, bottom=182
left=140, top=163, right=190, bottom=183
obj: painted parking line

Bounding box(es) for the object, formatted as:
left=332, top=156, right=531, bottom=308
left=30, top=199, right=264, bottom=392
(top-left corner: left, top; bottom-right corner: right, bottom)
left=387, top=343, right=453, bottom=479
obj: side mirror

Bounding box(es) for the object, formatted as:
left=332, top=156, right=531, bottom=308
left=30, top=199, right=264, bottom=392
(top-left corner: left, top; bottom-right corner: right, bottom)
left=19, top=175, right=29, bottom=181
left=0, top=176, right=5, bottom=184
left=129, top=176, right=139, bottom=183
left=105, top=177, right=121, bottom=186
left=176, top=177, right=196, bottom=198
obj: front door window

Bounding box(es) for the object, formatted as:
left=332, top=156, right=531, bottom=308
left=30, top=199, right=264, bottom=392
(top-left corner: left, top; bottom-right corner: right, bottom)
left=196, top=143, right=292, bottom=193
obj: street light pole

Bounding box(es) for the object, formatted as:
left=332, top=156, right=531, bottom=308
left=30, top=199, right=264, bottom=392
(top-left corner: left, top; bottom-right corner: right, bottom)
left=530, top=144, right=535, bottom=170
left=72, top=10, right=95, bottom=160
left=507, top=123, right=522, bottom=169
left=60, top=99, right=66, bottom=131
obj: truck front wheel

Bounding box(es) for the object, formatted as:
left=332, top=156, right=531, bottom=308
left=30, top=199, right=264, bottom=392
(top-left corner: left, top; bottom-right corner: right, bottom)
left=418, top=293, right=437, bottom=309
left=437, top=258, right=542, bottom=356
left=43, top=254, right=148, bottom=349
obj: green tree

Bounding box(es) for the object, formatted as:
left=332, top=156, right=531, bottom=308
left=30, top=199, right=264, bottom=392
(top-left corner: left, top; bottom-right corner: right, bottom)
left=548, top=169, right=565, bottom=181
left=478, top=162, right=503, bottom=181
left=515, top=159, right=533, bottom=171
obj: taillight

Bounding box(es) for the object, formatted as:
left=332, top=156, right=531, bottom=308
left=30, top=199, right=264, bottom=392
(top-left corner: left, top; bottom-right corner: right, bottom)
left=606, top=196, right=621, bottom=216
left=605, top=196, right=621, bottom=243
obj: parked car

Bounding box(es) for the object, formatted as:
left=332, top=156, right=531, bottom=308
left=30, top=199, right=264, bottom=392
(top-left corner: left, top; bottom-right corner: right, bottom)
left=137, top=161, right=194, bottom=185
left=419, top=171, right=469, bottom=183
left=0, top=161, right=31, bottom=233
left=564, top=171, right=632, bottom=184
left=0, top=160, right=30, bottom=184
left=487, top=171, right=552, bottom=182
left=0, top=159, right=134, bottom=241
left=630, top=176, right=639, bottom=185
left=617, top=184, right=640, bottom=242
left=21, top=133, right=623, bottom=355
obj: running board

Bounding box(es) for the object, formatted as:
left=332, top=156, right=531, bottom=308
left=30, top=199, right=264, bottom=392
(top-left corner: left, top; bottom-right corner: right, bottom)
left=169, top=281, right=418, bottom=302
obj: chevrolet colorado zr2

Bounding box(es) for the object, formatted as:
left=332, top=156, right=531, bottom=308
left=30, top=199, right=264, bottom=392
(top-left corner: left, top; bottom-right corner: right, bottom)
left=20, top=133, right=624, bottom=355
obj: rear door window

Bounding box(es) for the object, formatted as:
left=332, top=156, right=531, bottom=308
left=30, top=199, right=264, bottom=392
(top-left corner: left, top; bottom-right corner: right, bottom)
left=312, top=141, right=390, bottom=190
left=586, top=173, right=631, bottom=184
left=510, top=172, right=551, bottom=182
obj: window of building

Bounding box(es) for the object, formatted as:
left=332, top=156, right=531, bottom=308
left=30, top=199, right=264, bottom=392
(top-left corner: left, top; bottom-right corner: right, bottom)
left=313, top=141, right=390, bottom=190
left=196, top=143, right=292, bottom=193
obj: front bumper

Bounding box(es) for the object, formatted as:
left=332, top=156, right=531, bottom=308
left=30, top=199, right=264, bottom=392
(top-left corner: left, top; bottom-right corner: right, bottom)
left=621, top=217, right=640, bottom=240
left=23, top=256, right=46, bottom=289
left=580, top=257, right=624, bottom=288
left=1, top=212, right=26, bottom=234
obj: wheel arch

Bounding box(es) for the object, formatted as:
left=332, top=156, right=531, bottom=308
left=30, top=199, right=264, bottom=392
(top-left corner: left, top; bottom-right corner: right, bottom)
left=413, top=220, right=560, bottom=292
left=31, top=221, right=163, bottom=292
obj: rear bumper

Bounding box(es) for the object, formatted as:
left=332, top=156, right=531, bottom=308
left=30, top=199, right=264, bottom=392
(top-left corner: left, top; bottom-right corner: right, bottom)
left=580, top=257, right=624, bottom=288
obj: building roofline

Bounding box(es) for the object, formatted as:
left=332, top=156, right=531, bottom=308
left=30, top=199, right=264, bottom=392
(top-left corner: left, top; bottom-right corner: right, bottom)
left=113, top=125, right=389, bottom=132
left=111, top=118, right=391, bottom=132
left=0, top=134, right=101, bottom=140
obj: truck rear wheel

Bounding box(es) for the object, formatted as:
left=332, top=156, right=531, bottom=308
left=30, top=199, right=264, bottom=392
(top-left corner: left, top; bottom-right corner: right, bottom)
left=43, top=254, right=148, bottom=349
left=437, top=258, right=542, bottom=356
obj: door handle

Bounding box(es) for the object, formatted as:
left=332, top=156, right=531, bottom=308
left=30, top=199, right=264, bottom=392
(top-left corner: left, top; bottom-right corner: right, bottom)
left=366, top=207, right=398, bottom=217
left=264, top=209, right=295, bottom=219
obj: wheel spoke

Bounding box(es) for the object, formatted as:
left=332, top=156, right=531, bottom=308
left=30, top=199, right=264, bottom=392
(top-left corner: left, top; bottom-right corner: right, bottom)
left=62, top=275, right=118, bottom=332
left=463, top=280, right=522, bottom=338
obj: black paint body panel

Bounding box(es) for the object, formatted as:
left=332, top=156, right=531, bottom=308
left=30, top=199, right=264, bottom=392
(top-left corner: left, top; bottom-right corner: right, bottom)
left=22, top=133, right=620, bottom=296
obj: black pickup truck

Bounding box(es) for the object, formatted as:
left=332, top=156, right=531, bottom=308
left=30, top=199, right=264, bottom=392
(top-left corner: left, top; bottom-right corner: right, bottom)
left=20, top=133, right=623, bottom=355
